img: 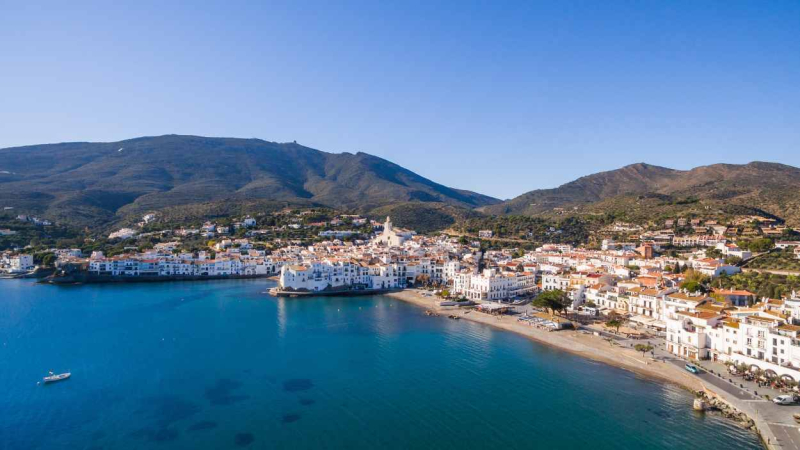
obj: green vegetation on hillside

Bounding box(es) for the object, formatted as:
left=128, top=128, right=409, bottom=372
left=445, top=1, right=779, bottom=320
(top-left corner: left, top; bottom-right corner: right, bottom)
left=718, top=272, right=800, bottom=299
left=483, top=161, right=800, bottom=228
left=0, top=212, right=81, bottom=250
left=453, top=215, right=591, bottom=245
left=745, top=250, right=800, bottom=272
left=369, top=202, right=481, bottom=234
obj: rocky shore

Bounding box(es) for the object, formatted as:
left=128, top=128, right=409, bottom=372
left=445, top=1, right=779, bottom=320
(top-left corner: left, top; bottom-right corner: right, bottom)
left=694, top=391, right=758, bottom=430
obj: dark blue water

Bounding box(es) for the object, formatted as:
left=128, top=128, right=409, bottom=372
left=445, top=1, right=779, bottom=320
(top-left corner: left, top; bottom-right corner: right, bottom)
left=0, top=279, right=761, bottom=449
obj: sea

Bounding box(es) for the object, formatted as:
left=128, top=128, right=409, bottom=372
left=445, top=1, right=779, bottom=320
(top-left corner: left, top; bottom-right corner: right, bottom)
left=0, top=279, right=762, bottom=449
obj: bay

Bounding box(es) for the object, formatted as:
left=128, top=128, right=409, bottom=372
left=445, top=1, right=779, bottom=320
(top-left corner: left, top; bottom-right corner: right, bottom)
left=0, top=279, right=761, bottom=449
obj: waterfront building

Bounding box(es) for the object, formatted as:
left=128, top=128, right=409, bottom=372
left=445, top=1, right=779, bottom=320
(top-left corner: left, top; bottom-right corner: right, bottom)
left=1, top=254, right=34, bottom=274
left=666, top=311, right=725, bottom=360
left=452, top=268, right=537, bottom=301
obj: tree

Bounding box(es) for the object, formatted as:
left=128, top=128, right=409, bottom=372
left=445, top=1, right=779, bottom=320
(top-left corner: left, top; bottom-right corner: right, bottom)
left=634, top=343, right=654, bottom=357
left=680, top=269, right=709, bottom=293
left=605, top=319, right=623, bottom=334
left=724, top=256, right=742, bottom=265
left=41, top=253, right=56, bottom=267
left=739, top=238, right=774, bottom=253
left=534, top=289, right=570, bottom=315
left=415, top=274, right=430, bottom=287
left=680, top=280, right=707, bottom=294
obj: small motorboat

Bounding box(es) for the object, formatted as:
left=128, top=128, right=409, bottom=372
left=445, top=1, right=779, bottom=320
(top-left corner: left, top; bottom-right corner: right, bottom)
left=685, top=363, right=700, bottom=374
left=43, top=371, right=71, bottom=384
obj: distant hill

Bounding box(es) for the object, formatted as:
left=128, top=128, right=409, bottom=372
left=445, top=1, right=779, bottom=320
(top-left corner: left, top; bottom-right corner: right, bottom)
left=481, top=162, right=800, bottom=226
left=0, top=135, right=499, bottom=227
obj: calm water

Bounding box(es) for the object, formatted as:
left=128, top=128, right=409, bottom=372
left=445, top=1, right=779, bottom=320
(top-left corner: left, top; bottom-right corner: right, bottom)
left=0, top=279, right=761, bottom=450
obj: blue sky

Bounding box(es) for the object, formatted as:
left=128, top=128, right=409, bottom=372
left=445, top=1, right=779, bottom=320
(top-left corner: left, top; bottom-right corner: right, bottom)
left=1, top=1, right=798, bottom=199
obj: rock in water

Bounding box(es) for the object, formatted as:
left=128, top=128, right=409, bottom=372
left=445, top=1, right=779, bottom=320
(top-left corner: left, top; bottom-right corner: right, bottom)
left=693, top=398, right=707, bottom=411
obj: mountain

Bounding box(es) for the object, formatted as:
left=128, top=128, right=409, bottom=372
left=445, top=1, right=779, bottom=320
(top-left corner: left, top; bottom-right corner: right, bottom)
left=0, top=135, right=499, bottom=227
left=481, top=162, right=800, bottom=226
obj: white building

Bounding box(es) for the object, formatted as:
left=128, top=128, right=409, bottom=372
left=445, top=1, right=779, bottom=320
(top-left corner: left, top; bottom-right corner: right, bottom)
left=2, top=254, right=34, bottom=273
left=109, top=228, right=138, bottom=240
left=279, top=261, right=373, bottom=292
left=452, top=268, right=537, bottom=301
left=666, top=311, right=725, bottom=360
left=542, top=273, right=570, bottom=292
left=373, top=217, right=415, bottom=247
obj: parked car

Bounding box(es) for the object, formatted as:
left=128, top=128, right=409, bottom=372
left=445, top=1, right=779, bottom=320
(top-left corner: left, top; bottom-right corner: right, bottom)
left=773, top=395, right=796, bottom=405
left=685, top=363, right=700, bottom=374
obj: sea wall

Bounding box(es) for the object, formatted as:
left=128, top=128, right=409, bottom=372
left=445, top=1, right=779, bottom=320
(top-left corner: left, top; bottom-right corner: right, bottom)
left=41, top=272, right=274, bottom=285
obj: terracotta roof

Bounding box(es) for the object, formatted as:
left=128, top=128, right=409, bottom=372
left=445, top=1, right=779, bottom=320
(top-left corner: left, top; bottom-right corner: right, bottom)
left=713, top=289, right=755, bottom=296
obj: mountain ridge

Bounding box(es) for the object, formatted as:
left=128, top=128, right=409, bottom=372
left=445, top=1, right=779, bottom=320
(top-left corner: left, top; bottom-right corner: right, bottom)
left=3, top=134, right=800, bottom=230
left=481, top=160, right=800, bottom=226
left=0, top=135, right=499, bottom=226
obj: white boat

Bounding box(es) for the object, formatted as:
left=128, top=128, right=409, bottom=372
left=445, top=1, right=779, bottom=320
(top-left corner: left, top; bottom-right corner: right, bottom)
left=43, top=371, right=71, bottom=383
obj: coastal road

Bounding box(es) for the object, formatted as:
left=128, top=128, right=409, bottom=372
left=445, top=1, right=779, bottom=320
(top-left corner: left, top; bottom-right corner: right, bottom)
left=667, top=358, right=800, bottom=449
left=771, top=424, right=800, bottom=450
left=667, top=359, right=756, bottom=400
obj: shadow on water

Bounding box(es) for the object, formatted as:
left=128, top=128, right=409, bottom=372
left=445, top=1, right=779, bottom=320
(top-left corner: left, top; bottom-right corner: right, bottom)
left=129, top=427, right=179, bottom=443
left=235, top=432, right=255, bottom=447
left=282, top=413, right=302, bottom=424
left=129, top=394, right=201, bottom=443
left=136, top=395, right=202, bottom=426
left=282, top=379, right=313, bottom=392
left=647, top=407, right=672, bottom=419
left=187, top=421, right=218, bottom=432
left=205, top=378, right=250, bottom=406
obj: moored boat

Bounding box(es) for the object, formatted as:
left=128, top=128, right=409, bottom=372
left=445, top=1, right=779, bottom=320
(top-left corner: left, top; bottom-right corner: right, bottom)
left=43, top=371, right=71, bottom=383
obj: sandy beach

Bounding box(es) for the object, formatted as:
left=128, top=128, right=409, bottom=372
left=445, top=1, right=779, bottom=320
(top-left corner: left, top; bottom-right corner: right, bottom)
left=386, top=289, right=706, bottom=392
left=385, top=290, right=791, bottom=449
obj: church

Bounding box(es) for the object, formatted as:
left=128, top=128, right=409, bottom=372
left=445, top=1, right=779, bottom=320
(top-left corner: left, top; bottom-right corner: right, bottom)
left=372, top=217, right=415, bottom=247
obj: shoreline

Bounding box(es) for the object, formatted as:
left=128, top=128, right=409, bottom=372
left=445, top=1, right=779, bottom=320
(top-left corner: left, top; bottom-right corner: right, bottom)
left=39, top=273, right=277, bottom=285
left=270, top=287, right=400, bottom=297
left=385, top=289, right=773, bottom=448
left=385, top=289, right=705, bottom=391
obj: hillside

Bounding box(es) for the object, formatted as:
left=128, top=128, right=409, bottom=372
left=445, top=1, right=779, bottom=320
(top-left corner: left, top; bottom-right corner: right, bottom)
left=481, top=162, right=800, bottom=226
left=0, top=135, right=499, bottom=227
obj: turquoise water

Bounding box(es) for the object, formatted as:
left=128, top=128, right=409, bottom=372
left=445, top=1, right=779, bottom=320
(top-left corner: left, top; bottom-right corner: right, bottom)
left=0, top=279, right=761, bottom=450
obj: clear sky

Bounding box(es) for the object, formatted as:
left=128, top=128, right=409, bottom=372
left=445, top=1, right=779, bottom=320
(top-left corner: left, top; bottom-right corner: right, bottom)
left=1, top=1, right=798, bottom=199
